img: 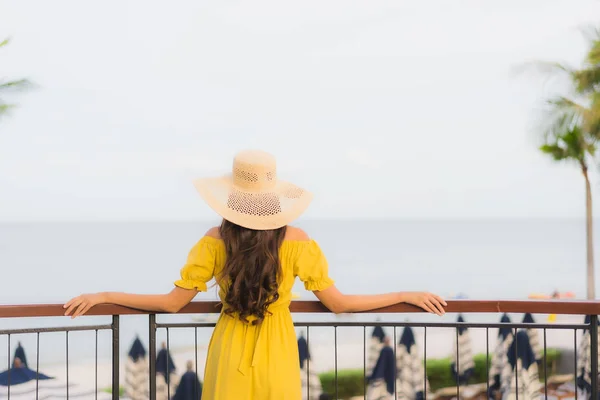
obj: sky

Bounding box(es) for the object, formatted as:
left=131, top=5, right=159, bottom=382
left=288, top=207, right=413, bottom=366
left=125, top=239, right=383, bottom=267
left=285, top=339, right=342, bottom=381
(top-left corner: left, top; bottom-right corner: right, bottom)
left=1, top=0, right=600, bottom=221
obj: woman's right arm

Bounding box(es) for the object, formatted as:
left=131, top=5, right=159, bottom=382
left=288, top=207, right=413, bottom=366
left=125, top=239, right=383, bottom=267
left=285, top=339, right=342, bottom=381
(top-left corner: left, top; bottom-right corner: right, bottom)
left=64, top=287, right=198, bottom=318
left=313, top=285, right=446, bottom=316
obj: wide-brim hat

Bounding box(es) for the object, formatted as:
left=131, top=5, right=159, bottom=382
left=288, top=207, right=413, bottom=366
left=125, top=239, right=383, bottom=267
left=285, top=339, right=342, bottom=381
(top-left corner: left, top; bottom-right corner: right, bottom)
left=193, top=150, right=313, bottom=230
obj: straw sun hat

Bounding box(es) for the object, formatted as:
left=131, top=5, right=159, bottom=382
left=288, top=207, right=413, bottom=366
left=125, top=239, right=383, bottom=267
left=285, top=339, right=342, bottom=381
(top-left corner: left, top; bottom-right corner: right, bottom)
left=193, top=150, right=313, bottom=230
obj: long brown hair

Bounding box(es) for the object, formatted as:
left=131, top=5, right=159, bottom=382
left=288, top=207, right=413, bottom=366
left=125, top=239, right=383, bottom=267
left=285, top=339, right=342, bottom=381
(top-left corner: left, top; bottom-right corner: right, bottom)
left=218, top=219, right=287, bottom=324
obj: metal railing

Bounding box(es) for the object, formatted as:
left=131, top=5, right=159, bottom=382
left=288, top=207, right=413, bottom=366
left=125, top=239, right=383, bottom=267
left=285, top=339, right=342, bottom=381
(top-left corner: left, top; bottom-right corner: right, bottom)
left=0, top=316, right=119, bottom=400
left=1, top=300, right=599, bottom=400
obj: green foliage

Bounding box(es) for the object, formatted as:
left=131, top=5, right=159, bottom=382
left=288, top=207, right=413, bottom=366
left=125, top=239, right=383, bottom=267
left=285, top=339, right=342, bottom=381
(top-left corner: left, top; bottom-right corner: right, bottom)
left=318, top=350, right=562, bottom=399
left=320, top=369, right=366, bottom=399
left=425, top=357, right=455, bottom=391
left=0, top=37, right=31, bottom=119
left=101, top=386, right=124, bottom=396
left=574, top=27, right=600, bottom=94
left=539, top=125, right=596, bottom=164
left=538, top=96, right=598, bottom=169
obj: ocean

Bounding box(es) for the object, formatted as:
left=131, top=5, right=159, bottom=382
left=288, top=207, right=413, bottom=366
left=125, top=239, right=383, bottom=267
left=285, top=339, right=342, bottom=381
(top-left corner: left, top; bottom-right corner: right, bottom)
left=0, top=219, right=595, bottom=377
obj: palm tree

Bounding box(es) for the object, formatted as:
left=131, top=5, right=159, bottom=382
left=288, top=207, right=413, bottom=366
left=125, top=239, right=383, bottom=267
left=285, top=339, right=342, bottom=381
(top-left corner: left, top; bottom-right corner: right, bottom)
left=0, top=38, right=30, bottom=119
left=539, top=110, right=597, bottom=299
left=530, top=30, right=600, bottom=299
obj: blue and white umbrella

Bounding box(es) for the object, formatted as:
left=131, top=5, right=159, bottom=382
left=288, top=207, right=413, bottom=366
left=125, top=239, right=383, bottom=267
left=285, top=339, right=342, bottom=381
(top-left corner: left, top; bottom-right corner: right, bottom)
left=172, top=361, right=202, bottom=400
left=451, top=314, right=475, bottom=385
left=0, top=358, right=52, bottom=387
left=396, top=327, right=429, bottom=400
left=501, top=330, right=542, bottom=400
left=367, top=342, right=396, bottom=400
left=0, top=343, right=111, bottom=399
left=125, top=336, right=149, bottom=400
left=298, top=333, right=323, bottom=400
left=367, top=326, right=386, bottom=378
left=522, top=313, right=542, bottom=362
left=489, top=313, right=514, bottom=399
left=576, top=315, right=600, bottom=398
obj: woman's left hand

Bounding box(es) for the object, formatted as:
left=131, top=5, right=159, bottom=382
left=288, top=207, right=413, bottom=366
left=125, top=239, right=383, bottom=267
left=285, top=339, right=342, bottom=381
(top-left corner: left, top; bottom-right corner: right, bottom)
left=64, top=293, right=106, bottom=318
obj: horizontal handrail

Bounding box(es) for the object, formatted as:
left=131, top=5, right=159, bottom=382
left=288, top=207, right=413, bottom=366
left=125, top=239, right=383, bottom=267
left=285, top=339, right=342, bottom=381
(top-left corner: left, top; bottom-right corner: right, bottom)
left=157, top=321, right=589, bottom=330
left=0, top=324, right=113, bottom=335
left=0, top=300, right=600, bottom=318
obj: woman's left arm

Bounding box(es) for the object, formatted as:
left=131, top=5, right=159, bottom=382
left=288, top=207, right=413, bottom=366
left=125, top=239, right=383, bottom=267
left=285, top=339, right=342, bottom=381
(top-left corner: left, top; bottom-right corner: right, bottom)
left=64, top=287, right=197, bottom=318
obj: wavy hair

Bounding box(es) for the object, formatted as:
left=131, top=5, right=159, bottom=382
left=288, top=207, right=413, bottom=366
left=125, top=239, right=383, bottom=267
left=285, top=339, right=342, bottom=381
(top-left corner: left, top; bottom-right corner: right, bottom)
left=218, top=219, right=286, bottom=324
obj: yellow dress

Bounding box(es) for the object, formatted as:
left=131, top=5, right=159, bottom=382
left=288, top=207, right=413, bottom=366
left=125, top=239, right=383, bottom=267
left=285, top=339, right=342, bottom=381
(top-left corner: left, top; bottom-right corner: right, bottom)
left=174, top=236, right=334, bottom=400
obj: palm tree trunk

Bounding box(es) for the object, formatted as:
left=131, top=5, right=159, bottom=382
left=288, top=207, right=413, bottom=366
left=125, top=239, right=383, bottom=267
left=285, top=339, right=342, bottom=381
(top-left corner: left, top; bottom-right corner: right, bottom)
left=583, top=167, right=596, bottom=299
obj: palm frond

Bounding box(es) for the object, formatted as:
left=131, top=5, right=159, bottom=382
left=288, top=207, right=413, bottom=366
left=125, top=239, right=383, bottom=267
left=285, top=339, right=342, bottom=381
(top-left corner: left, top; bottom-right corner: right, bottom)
left=0, top=37, right=33, bottom=120
left=573, top=26, right=600, bottom=94
left=530, top=26, right=600, bottom=169
left=540, top=144, right=569, bottom=161
left=0, top=79, right=31, bottom=91
left=549, top=96, right=589, bottom=114
left=0, top=103, right=15, bottom=117
left=587, top=39, right=600, bottom=65
left=574, top=67, right=600, bottom=94
left=540, top=96, right=585, bottom=139
left=587, top=95, right=600, bottom=138
left=512, top=60, right=576, bottom=82
left=539, top=125, right=592, bottom=164
left=580, top=24, right=600, bottom=43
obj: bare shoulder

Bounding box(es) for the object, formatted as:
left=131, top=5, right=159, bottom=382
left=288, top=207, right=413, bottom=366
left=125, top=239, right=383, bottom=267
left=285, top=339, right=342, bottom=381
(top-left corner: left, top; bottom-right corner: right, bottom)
left=285, top=226, right=310, bottom=241
left=204, top=226, right=221, bottom=239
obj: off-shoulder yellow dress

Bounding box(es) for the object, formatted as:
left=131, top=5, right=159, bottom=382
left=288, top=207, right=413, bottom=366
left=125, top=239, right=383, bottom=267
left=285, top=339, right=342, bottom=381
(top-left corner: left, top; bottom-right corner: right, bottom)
left=174, top=236, right=334, bottom=400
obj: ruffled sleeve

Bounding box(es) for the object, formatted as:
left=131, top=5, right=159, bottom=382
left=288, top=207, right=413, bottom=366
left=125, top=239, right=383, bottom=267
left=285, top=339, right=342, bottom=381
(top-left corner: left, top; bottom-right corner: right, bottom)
left=293, top=240, right=334, bottom=291
left=174, top=237, right=216, bottom=292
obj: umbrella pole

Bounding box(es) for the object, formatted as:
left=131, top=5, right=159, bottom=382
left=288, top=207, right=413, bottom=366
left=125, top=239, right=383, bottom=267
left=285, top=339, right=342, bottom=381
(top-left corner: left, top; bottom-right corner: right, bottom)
left=591, top=315, right=598, bottom=400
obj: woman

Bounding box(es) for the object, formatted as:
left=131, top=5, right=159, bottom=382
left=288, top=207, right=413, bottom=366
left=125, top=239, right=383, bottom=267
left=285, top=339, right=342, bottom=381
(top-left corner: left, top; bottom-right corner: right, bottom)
left=64, top=150, right=446, bottom=399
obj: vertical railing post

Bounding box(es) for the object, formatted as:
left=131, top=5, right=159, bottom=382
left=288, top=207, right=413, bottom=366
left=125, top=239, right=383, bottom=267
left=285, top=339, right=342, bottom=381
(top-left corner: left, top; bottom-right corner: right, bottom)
left=591, top=315, right=598, bottom=400
left=149, top=314, right=157, bottom=400
left=112, top=315, right=120, bottom=400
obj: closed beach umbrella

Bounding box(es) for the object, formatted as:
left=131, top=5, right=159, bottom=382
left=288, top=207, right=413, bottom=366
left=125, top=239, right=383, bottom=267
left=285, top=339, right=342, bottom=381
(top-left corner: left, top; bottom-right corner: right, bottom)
left=451, top=314, right=475, bottom=385
left=125, top=336, right=149, bottom=400
left=367, top=326, right=386, bottom=378
left=173, top=361, right=202, bottom=400
left=396, top=326, right=429, bottom=400
left=156, top=342, right=176, bottom=383
left=502, top=330, right=542, bottom=400
left=367, top=337, right=396, bottom=400
left=156, top=342, right=179, bottom=400
left=576, top=316, right=600, bottom=398
left=522, top=313, right=542, bottom=362
left=298, top=333, right=323, bottom=400
left=489, top=313, right=514, bottom=399
left=12, top=343, right=27, bottom=369
left=298, top=333, right=309, bottom=369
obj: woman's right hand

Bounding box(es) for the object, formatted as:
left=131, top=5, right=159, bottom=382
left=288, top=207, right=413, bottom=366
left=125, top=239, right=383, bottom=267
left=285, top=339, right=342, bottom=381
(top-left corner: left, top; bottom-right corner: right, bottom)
left=64, top=293, right=106, bottom=318
left=402, top=292, right=447, bottom=316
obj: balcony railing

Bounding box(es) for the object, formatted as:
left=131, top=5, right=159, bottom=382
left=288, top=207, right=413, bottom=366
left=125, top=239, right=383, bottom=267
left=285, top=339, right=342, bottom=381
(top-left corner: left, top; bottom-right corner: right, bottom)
left=1, top=300, right=599, bottom=400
